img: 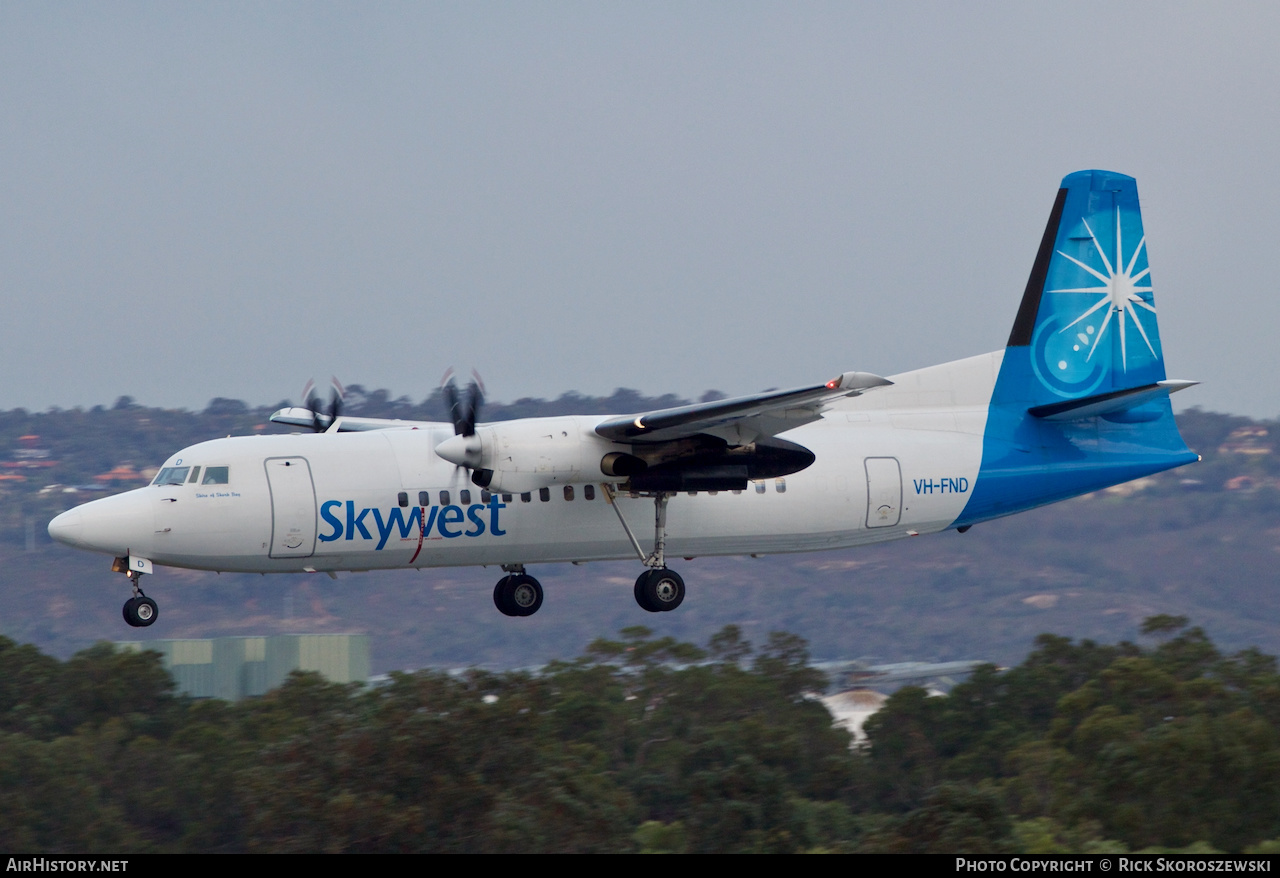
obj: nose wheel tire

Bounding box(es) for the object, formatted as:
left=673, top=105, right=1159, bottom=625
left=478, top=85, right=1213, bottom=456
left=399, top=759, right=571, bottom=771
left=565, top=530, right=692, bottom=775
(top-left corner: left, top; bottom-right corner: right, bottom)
left=493, top=573, right=543, bottom=617
left=123, top=596, right=158, bottom=628
left=634, top=568, right=685, bottom=612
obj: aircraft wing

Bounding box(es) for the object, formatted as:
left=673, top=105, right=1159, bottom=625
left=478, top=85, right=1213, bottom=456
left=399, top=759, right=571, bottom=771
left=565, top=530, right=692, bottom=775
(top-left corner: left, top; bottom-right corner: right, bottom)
left=269, top=409, right=433, bottom=432
left=594, top=371, right=891, bottom=446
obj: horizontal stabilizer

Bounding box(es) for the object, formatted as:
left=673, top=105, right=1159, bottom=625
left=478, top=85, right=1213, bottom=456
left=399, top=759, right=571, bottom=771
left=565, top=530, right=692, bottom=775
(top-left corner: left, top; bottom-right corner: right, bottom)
left=1027, top=379, right=1197, bottom=421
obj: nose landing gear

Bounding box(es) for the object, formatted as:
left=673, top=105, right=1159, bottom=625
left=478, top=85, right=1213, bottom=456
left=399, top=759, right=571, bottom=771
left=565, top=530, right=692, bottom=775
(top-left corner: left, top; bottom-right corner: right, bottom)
left=114, top=556, right=158, bottom=628
left=123, top=590, right=158, bottom=627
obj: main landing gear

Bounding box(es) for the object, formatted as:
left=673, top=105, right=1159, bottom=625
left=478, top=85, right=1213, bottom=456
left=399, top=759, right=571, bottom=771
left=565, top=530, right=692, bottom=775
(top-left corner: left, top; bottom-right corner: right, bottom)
left=490, top=488, right=690, bottom=617
left=113, top=556, right=158, bottom=628
left=602, top=487, right=688, bottom=613
left=493, top=564, right=544, bottom=617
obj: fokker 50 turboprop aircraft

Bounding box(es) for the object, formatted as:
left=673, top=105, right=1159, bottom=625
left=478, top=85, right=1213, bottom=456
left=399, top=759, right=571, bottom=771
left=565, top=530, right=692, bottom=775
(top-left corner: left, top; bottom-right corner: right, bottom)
left=50, top=171, right=1199, bottom=628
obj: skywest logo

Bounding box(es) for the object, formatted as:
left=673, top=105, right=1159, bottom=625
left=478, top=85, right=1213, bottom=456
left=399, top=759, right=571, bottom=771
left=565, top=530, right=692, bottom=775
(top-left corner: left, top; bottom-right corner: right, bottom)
left=319, top=497, right=507, bottom=550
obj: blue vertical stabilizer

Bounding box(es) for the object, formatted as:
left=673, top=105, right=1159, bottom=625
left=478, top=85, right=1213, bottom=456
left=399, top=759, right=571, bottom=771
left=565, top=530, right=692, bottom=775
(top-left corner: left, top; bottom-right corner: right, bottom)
left=956, top=171, right=1197, bottom=526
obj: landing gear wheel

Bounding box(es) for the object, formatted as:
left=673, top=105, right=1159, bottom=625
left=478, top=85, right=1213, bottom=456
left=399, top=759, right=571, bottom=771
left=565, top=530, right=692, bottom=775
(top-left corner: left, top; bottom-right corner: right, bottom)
left=123, top=595, right=158, bottom=627
left=634, top=573, right=659, bottom=612
left=493, top=576, right=513, bottom=614
left=494, top=573, right=543, bottom=617
left=635, top=568, right=685, bottom=612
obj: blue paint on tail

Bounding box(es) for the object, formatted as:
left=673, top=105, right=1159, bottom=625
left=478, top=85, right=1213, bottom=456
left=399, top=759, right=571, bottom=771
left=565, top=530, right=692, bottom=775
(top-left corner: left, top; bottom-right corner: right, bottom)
left=956, top=171, right=1197, bottom=527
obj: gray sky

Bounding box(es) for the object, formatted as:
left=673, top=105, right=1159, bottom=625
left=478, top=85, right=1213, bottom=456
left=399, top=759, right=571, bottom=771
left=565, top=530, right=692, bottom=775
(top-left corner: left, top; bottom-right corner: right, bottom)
left=2, top=3, right=1276, bottom=416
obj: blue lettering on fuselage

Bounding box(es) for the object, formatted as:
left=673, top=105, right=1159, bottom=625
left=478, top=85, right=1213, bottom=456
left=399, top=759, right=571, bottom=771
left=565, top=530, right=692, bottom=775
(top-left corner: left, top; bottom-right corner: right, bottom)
left=318, top=496, right=506, bottom=548
left=912, top=477, right=970, bottom=495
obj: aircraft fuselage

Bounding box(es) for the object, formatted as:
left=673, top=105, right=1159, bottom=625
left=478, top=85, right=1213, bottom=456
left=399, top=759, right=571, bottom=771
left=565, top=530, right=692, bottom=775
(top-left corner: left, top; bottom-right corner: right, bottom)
left=50, top=356, right=995, bottom=575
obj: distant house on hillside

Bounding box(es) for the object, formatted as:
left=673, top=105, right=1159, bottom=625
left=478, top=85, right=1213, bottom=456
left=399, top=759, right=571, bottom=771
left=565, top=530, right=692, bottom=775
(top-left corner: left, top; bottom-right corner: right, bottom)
left=12, top=435, right=50, bottom=460
left=1, top=434, right=57, bottom=471
left=94, top=464, right=150, bottom=484
left=821, top=689, right=888, bottom=745
left=1219, top=426, right=1272, bottom=456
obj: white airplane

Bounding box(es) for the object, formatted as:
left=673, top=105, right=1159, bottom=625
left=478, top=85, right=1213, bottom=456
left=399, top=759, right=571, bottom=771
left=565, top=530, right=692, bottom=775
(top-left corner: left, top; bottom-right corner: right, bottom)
left=49, top=170, right=1199, bottom=628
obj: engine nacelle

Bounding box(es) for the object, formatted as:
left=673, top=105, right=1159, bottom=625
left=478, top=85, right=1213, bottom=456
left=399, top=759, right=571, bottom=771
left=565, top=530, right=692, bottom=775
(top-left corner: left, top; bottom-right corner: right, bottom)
left=434, top=416, right=818, bottom=494
left=441, top=417, right=632, bottom=495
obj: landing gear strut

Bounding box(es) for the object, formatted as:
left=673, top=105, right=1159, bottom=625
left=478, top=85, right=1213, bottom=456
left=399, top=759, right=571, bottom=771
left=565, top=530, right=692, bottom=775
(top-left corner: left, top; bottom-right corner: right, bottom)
left=114, top=557, right=158, bottom=628
left=602, top=486, right=688, bottom=613
left=493, top=564, right=543, bottom=617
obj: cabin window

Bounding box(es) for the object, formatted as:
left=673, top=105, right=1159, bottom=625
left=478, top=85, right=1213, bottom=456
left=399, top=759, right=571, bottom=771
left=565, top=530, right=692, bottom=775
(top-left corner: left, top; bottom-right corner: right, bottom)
left=187, top=467, right=201, bottom=484
left=563, top=485, right=574, bottom=501
left=755, top=481, right=766, bottom=494
left=397, top=492, right=408, bottom=508
left=440, top=490, right=450, bottom=506
left=481, top=490, right=491, bottom=503
left=732, top=489, right=742, bottom=495
left=154, top=467, right=190, bottom=486
left=583, top=484, right=595, bottom=501
left=460, top=489, right=471, bottom=505
left=520, top=492, right=532, bottom=503
left=419, top=491, right=430, bottom=507
left=202, top=467, right=229, bottom=485
left=502, top=494, right=512, bottom=502
left=775, top=478, right=786, bottom=494
left=539, top=487, right=550, bottom=502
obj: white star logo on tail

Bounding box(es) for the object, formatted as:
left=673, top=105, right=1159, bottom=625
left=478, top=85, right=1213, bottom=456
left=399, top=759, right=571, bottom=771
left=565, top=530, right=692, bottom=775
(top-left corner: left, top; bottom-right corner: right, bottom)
left=1048, top=207, right=1157, bottom=371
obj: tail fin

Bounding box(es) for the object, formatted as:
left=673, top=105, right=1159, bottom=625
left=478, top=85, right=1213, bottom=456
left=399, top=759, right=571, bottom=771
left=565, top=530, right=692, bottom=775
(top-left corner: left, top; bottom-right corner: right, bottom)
left=1005, top=169, right=1169, bottom=406
left=956, top=171, right=1198, bottom=526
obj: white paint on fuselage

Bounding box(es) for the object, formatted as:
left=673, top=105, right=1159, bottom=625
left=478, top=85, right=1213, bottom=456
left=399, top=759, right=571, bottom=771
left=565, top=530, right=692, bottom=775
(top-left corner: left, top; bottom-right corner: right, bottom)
left=50, top=351, right=1001, bottom=576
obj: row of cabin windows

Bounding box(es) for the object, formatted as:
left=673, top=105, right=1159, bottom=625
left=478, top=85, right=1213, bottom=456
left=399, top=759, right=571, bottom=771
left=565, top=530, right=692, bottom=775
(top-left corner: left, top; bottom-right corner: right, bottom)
left=396, top=484, right=601, bottom=507
left=392, top=479, right=787, bottom=508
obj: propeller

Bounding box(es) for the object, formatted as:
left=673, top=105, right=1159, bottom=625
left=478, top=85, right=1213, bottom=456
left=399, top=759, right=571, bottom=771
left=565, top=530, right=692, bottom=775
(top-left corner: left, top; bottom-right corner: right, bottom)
left=435, top=369, right=493, bottom=487
left=301, top=377, right=344, bottom=432
left=441, top=367, right=484, bottom=437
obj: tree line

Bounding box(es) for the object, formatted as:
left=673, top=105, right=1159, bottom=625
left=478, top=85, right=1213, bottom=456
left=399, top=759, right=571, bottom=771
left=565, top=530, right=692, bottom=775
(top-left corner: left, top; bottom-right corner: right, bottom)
left=0, top=617, right=1278, bottom=853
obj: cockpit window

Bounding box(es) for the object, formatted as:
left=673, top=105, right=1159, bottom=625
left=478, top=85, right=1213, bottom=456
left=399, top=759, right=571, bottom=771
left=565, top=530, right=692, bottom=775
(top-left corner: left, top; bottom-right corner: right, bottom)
left=201, top=466, right=230, bottom=485
left=154, top=467, right=190, bottom=486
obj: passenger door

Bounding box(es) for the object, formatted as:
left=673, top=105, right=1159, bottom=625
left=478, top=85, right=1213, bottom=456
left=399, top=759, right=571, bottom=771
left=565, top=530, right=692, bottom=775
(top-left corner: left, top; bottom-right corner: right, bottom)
left=264, top=457, right=317, bottom=558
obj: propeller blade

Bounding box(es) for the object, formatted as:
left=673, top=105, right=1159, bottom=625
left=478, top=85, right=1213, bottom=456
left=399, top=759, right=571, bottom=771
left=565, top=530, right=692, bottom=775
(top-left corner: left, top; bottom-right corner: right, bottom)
left=442, top=368, right=483, bottom=437
left=296, top=377, right=344, bottom=432
left=326, top=376, right=344, bottom=427
left=443, top=381, right=463, bottom=435
left=461, top=380, right=483, bottom=436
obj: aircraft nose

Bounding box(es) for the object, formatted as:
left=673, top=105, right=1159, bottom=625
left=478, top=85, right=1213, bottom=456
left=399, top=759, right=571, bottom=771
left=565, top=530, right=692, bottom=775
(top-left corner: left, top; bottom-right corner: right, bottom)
left=47, top=508, right=83, bottom=546
left=48, top=490, right=152, bottom=556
